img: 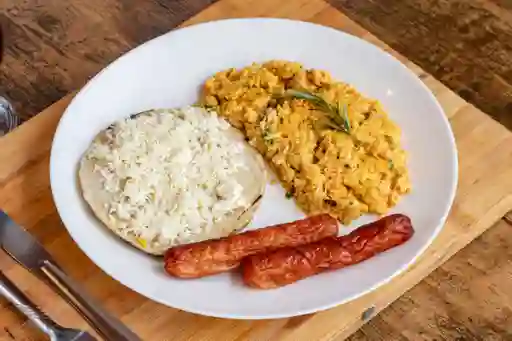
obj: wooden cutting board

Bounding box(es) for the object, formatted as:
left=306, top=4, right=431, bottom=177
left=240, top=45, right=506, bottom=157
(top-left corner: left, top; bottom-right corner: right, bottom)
left=1, top=0, right=512, bottom=340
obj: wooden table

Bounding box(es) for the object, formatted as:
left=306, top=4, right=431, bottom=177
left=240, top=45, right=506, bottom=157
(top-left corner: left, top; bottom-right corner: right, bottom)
left=1, top=0, right=512, bottom=340
left=329, top=0, right=512, bottom=131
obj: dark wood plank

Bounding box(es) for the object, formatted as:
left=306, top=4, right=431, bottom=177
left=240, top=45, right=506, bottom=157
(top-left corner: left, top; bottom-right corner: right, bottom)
left=0, top=0, right=217, bottom=121
left=328, top=0, right=512, bottom=130
left=348, top=219, right=512, bottom=341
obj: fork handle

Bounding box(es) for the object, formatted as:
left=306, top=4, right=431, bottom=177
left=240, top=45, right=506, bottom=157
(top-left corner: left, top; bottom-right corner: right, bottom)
left=40, top=260, right=141, bottom=341
left=0, top=270, right=60, bottom=339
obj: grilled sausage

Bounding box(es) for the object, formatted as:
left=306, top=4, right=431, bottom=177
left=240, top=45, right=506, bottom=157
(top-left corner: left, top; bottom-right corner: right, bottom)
left=164, top=214, right=339, bottom=278
left=242, top=214, right=414, bottom=289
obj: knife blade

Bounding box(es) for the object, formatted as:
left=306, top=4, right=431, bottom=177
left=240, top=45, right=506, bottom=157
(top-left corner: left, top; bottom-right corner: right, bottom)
left=0, top=210, right=53, bottom=271
left=0, top=210, right=141, bottom=341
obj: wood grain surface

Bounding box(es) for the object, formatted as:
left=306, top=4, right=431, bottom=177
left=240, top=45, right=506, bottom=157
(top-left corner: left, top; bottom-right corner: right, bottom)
left=328, top=0, right=512, bottom=130
left=0, top=0, right=512, bottom=340
left=0, top=0, right=216, bottom=121
left=349, top=219, right=512, bottom=341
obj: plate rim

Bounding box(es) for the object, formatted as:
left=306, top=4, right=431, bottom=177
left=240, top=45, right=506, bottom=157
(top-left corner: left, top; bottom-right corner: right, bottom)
left=49, top=17, right=459, bottom=319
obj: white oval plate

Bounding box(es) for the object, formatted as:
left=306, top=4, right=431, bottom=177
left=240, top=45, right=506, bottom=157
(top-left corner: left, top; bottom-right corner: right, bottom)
left=50, top=19, right=457, bottom=319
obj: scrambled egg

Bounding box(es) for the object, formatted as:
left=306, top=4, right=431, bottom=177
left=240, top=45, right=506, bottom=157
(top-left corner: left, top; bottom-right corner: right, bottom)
left=201, top=60, right=411, bottom=224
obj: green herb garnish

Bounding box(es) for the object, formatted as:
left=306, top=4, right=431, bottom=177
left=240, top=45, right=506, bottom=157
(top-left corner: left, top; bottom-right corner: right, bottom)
left=285, top=191, right=293, bottom=199
left=262, top=128, right=281, bottom=144
left=285, top=89, right=351, bottom=134
left=192, top=103, right=217, bottom=111
left=388, top=159, right=394, bottom=170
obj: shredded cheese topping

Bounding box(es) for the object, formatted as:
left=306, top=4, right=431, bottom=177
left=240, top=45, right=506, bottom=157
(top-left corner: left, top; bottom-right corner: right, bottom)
left=84, top=107, right=250, bottom=249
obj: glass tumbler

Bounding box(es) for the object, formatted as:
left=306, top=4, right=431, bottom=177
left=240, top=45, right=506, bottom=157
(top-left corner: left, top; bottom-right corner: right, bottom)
left=0, top=97, right=18, bottom=136
left=0, top=25, right=20, bottom=136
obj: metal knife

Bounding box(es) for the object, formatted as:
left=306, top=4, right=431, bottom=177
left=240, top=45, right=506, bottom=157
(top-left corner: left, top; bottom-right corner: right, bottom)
left=0, top=270, right=97, bottom=341
left=0, top=210, right=141, bottom=341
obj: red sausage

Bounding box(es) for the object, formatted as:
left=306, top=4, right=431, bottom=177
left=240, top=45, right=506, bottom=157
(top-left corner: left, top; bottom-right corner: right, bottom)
left=242, top=214, right=414, bottom=289
left=164, top=214, right=339, bottom=278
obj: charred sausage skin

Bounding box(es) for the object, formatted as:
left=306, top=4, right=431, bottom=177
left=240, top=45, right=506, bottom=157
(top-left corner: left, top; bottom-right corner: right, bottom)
left=164, top=214, right=339, bottom=278
left=242, top=214, right=414, bottom=289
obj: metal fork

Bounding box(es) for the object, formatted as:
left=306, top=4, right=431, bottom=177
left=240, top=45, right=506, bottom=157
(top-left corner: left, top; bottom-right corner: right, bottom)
left=0, top=270, right=96, bottom=341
